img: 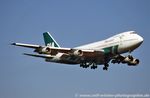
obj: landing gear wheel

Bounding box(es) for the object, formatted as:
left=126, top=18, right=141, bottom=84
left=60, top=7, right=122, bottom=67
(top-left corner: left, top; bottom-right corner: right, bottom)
left=103, top=63, right=109, bottom=71
left=103, top=67, right=108, bottom=70
left=80, top=62, right=90, bottom=68
left=91, top=63, right=98, bottom=69
left=95, top=66, right=98, bottom=69
left=105, top=63, right=109, bottom=67
left=91, top=66, right=97, bottom=69
left=90, top=62, right=97, bottom=69
left=80, top=63, right=84, bottom=68
left=111, top=60, right=116, bottom=64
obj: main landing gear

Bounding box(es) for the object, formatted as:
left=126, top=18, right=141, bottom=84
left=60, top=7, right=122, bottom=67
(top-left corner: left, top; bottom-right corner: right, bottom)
left=80, top=62, right=98, bottom=69
left=103, top=63, right=109, bottom=71
left=80, top=61, right=109, bottom=70
left=80, top=63, right=89, bottom=68
left=91, top=63, right=97, bottom=69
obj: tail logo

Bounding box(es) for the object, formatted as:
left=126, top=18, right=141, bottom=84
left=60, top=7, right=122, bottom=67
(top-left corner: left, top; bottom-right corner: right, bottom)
left=47, top=42, right=55, bottom=47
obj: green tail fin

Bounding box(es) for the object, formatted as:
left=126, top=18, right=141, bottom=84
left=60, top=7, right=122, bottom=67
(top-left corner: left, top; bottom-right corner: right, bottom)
left=43, top=32, right=60, bottom=47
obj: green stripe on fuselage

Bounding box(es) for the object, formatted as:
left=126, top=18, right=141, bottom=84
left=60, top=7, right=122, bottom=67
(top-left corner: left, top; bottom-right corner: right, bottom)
left=103, top=45, right=118, bottom=54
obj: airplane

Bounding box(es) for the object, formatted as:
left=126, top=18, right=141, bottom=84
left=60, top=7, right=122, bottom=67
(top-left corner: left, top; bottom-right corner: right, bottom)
left=11, top=31, right=143, bottom=70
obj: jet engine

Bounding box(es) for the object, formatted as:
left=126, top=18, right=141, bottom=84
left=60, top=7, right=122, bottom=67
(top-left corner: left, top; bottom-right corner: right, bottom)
left=41, top=47, right=51, bottom=54
left=70, top=49, right=83, bottom=56
left=127, top=59, right=139, bottom=66
left=122, top=55, right=139, bottom=66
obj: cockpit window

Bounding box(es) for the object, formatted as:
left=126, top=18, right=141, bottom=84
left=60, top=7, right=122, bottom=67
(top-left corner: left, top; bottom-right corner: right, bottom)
left=130, top=31, right=136, bottom=34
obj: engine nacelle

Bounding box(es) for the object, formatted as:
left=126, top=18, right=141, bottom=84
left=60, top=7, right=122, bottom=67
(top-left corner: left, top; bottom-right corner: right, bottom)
left=41, top=47, right=51, bottom=54
left=128, top=59, right=139, bottom=66
left=122, top=56, right=139, bottom=66
left=34, top=46, right=51, bottom=54
left=71, top=49, right=83, bottom=56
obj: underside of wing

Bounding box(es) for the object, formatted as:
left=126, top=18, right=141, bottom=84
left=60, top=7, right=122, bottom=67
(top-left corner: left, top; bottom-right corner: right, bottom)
left=23, top=48, right=105, bottom=65
left=23, top=53, right=54, bottom=59
left=23, top=52, right=80, bottom=64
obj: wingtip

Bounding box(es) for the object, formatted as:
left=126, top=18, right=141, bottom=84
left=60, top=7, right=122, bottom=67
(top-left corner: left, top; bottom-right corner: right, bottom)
left=11, top=43, right=16, bottom=45
left=23, top=53, right=32, bottom=57
left=23, top=53, right=29, bottom=55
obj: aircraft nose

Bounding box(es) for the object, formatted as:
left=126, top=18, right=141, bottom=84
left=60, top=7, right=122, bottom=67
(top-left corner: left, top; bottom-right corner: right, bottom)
left=137, top=35, right=144, bottom=43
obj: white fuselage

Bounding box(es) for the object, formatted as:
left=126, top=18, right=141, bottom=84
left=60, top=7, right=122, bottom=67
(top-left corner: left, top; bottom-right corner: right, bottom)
left=75, top=31, right=143, bottom=54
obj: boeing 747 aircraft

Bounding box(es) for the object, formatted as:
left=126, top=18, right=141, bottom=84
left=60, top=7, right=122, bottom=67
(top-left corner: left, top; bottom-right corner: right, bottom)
left=11, top=31, right=143, bottom=70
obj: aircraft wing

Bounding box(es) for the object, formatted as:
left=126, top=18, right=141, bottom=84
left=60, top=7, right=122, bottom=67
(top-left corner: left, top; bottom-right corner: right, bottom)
left=23, top=53, right=55, bottom=59
left=12, top=42, right=105, bottom=64
left=11, top=43, right=41, bottom=48
left=11, top=42, right=104, bottom=56
left=11, top=42, right=72, bottom=53
left=23, top=49, right=105, bottom=65
left=45, top=47, right=105, bottom=58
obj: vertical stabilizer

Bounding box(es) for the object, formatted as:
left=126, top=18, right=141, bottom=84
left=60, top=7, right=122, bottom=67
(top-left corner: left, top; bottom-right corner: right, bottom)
left=43, top=32, right=60, bottom=47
